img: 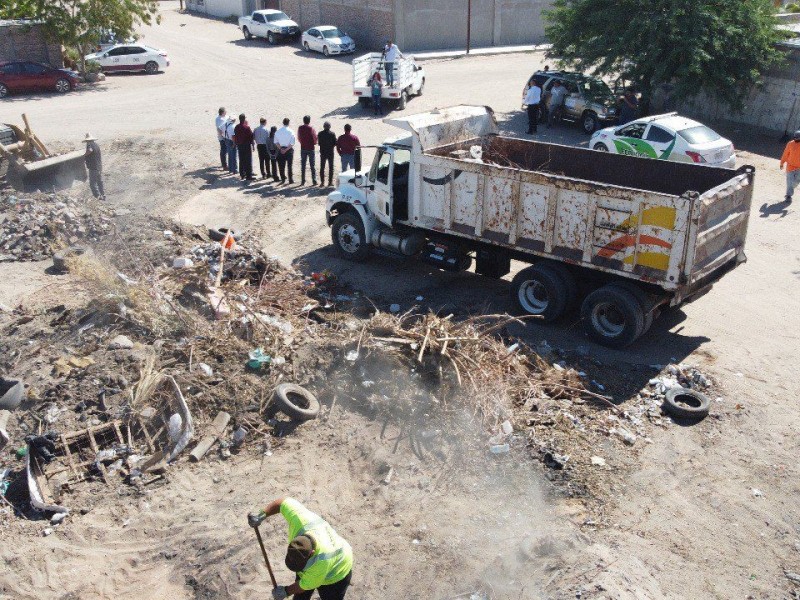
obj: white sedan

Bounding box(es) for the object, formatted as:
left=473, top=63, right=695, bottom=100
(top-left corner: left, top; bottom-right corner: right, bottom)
left=301, top=26, right=355, bottom=57
left=590, top=113, right=736, bottom=168
left=85, top=44, right=169, bottom=74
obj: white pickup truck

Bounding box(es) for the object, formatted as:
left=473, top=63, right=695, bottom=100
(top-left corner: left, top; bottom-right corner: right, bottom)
left=238, top=10, right=300, bottom=45
left=353, top=53, right=425, bottom=111
left=325, top=106, right=754, bottom=347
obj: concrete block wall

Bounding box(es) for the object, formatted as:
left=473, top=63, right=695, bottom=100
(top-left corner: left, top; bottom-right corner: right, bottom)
left=679, top=47, right=800, bottom=134
left=279, top=0, right=392, bottom=50
left=0, top=22, right=62, bottom=67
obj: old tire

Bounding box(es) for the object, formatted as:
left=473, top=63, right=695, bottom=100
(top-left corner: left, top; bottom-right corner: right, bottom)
left=145, top=61, right=158, bottom=74
left=243, top=26, right=252, bottom=40
left=331, top=212, right=370, bottom=261
left=273, top=383, right=320, bottom=421
left=511, top=263, right=571, bottom=322
left=581, top=285, right=645, bottom=348
left=55, top=78, right=71, bottom=94
left=0, top=379, right=24, bottom=410
left=53, top=245, right=89, bottom=272
left=663, top=387, right=710, bottom=420
left=593, top=142, right=609, bottom=152
left=582, top=112, right=598, bottom=134
left=398, top=90, right=408, bottom=111
left=267, top=31, right=276, bottom=45
left=0, top=83, right=8, bottom=98
left=208, top=227, right=238, bottom=242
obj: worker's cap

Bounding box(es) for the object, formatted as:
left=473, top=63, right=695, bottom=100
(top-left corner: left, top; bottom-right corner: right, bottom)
left=285, top=535, right=316, bottom=572
left=793, top=129, right=800, bottom=141
left=82, top=133, right=96, bottom=142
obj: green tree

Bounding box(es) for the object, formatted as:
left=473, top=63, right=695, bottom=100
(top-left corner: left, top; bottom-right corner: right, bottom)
left=544, top=0, right=785, bottom=109
left=0, top=0, right=160, bottom=71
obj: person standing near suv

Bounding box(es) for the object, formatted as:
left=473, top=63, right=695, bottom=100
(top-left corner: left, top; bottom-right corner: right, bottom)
left=523, top=80, right=542, bottom=134
left=547, top=80, right=567, bottom=127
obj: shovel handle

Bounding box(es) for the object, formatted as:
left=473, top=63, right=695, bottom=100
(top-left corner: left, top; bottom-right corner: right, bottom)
left=254, top=526, right=278, bottom=588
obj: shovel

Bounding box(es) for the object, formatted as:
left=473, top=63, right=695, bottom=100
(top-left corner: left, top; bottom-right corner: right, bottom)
left=253, top=525, right=278, bottom=588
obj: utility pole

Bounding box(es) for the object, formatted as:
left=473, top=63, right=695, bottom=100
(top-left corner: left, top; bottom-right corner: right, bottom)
left=466, top=0, right=472, bottom=54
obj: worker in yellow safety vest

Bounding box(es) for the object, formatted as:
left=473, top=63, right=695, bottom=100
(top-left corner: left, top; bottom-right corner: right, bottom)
left=249, top=497, right=353, bottom=600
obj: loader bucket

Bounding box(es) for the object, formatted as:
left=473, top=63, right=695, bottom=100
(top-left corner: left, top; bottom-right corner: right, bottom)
left=7, top=150, right=87, bottom=192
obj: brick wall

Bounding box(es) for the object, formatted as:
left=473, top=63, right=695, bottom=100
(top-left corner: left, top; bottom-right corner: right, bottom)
left=0, top=22, right=62, bottom=67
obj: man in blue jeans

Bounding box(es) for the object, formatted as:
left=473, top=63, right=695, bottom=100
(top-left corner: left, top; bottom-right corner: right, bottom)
left=224, top=116, right=238, bottom=175
left=215, top=107, right=228, bottom=170
left=336, top=124, right=360, bottom=172
left=382, top=40, right=403, bottom=88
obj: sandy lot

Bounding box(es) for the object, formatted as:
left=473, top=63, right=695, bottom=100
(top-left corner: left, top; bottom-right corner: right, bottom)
left=1, top=3, right=799, bottom=599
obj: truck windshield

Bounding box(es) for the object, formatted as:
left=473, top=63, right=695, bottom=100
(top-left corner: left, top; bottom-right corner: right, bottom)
left=265, top=12, right=290, bottom=21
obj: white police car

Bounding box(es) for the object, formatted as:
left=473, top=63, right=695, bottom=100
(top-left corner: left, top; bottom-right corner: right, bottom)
left=590, top=113, right=736, bottom=168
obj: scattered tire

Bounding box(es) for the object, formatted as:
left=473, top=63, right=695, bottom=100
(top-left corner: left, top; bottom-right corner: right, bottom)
left=273, top=383, right=320, bottom=421
left=663, top=387, right=710, bottom=420
left=208, top=227, right=238, bottom=242
left=54, top=78, right=71, bottom=94
left=0, top=379, right=24, bottom=410
left=511, top=263, right=571, bottom=322
left=52, top=245, right=88, bottom=272
left=331, top=212, right=370, bottom=261
left=580, top=284, right=645, bottom=348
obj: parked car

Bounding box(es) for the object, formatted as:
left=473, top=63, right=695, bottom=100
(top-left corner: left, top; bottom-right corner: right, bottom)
left=238, top=10, right=300, bottom=44
left=0, top=61, right=81, bottom=98
left=590, top=113, right=736, bottom=168
left=84, top=44, right=169, bottom=74
left=301, top=26, right=356, bottom=56
left=523, top=70, right=618, bottom=134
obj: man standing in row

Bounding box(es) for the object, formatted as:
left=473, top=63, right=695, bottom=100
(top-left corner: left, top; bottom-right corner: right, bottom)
left=248, top=497, right=353, bottom=600
left=298, top=115, right=318, bottom=186
left=524, top=80, right=542, bottom=135
left=235, top=113, right=255, bottom=181
left=83, top=133, right=105, bottom=201
left=224, top=116, right=238, bottom=175
left=216, top=107, right=228, bottom=170
left=318, top=122, right=337, bottom=187
left=336, top=124, right=360, bottom=172
left=275, top=118, right=296, bottom=184
left=254, top=117, right=272, bottom=180
left=382, top=39, right=403, bottom=88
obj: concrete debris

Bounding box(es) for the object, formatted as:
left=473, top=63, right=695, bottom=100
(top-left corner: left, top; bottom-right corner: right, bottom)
left=611, top=427, right=636, bottom=445
left=108, top=335, right=134, bottom=350
left=752, top=488, right=763, bottom=497
left=173, top=257, right=194, bottom=269
left=0, top=190, right=113, bottom=263
left=590, top=456, right=607, bottom=467
left=196, top=362, right=214, bottom=377
left=51, top=512, right=67, bottom=525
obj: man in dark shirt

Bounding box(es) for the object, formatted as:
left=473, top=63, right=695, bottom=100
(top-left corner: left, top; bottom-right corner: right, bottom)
left=336, top=124, right=360, bottom=172
left=317, top=122, right=337, bottom=187
left=297, top=115, right=318, bottom=186
left=234, top=113, right=255, bottom=181
left=83, top=134, right=105, bottom=200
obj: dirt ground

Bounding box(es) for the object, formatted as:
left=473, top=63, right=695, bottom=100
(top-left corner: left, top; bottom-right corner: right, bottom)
left=1, top=3, right=799, bottom=599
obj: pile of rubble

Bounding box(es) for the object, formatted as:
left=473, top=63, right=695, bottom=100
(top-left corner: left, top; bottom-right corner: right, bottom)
left=0, top=190, right=113, bottom=262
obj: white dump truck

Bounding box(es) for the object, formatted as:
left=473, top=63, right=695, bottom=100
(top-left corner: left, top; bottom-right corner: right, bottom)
left=353, top=53, right=425, bottom=111
left=325, top=105, right=754, bottom=347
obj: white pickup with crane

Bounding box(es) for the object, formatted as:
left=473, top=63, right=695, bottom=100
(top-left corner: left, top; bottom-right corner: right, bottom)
left=325, top=105, right=754, bottom=347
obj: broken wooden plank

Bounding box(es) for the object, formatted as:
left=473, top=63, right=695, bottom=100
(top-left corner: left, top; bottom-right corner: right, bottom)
left=189, top=411, right=230, bottom=462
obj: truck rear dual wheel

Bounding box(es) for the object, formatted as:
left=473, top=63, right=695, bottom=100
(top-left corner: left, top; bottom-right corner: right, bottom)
left=511, top=262, right=577, bottom=322
left=398, top=91, right=408, bottom=110
left=331, top=212, right=371, bottom=261
left=581, top=284, right=645, bottom=348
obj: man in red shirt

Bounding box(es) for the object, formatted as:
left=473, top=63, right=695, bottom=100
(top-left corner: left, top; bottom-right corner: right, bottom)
left=297, top=115, right=318, bottom=186
left=234, top=113, right=256, bottom=181
left=336, top=124, right=360, bottom=172
left=780, top=129, right=800, bottom=204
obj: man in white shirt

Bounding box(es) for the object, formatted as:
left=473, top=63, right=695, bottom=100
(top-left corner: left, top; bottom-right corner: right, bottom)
left=382, top=40, right=403, bottom=88
left=215, top=107, right=228, bottom=170
left=523, top=82, right=542, bottom=134
left=274, top=118, right=296, bottom=184
left=224, top=116, right=238, bottom=174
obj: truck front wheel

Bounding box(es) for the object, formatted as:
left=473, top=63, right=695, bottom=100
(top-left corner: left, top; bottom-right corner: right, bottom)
left=511, top=263, right=571, bottom=322
left=331, top=213, right=371, bottom=261
left=581, top=285, right=645, bottom=348
left=267, top=31, right=276, bottom=44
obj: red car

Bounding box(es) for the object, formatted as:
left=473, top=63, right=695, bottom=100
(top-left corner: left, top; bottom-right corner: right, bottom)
left=0, top=61, right=81, bottom=98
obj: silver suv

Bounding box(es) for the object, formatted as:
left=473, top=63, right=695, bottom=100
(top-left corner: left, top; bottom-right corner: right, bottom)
left=523, top=70, right=618, bottom=134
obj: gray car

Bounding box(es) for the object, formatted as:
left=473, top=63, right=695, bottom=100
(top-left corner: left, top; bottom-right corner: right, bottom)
left=523, top=70, right=619, bottom=134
